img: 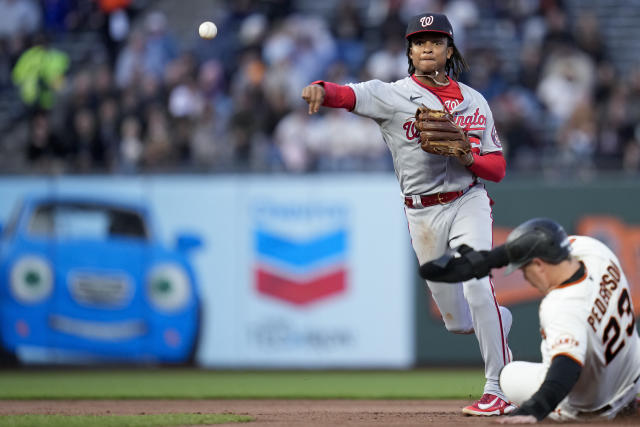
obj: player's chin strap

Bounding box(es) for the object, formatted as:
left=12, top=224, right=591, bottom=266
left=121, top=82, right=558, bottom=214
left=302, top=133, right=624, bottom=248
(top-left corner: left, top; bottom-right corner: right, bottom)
left=414, top=70, right=449, bottom=86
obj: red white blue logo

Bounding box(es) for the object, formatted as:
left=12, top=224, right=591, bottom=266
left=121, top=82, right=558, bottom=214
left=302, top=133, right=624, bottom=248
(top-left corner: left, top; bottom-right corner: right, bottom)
left=253, top=204, right=348, bottom=306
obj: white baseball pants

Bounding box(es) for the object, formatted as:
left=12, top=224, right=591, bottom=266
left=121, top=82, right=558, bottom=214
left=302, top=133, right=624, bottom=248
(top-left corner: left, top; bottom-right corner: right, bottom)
left=500, top=361, right=580, bottom=421
left=500, top=360, right=640, bottom=421
left=405, top=184, right=511, bottom=397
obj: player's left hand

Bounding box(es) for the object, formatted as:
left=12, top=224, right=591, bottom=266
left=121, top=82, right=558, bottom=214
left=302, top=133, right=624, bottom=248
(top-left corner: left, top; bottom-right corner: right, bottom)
left=414, top=105, right=472, bottom=157
left=495, top=415, right=537, bottom=424
left=457, top=151, right=474, bottom=167
left=457, top=132, right=480, bottom=167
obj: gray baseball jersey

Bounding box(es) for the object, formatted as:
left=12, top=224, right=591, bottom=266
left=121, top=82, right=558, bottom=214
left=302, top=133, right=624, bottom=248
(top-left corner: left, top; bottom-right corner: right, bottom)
left=347, top=77, right=502, bottom=195
left=347, top=76, right=511, bottom=399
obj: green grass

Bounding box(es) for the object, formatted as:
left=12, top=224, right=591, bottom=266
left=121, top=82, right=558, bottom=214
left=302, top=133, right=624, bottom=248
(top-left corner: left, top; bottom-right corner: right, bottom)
left=0, top=370, right=484, bottom=426
left=0, top=369, right=485, bottom=400
left=0, top=413, right=253, bottom=427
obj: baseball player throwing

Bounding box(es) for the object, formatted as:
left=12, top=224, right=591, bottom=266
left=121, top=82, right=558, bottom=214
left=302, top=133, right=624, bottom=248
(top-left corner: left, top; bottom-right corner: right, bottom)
left=301, top=13, right=514, bottom=415
left=421, top=218, right=640, bottom=423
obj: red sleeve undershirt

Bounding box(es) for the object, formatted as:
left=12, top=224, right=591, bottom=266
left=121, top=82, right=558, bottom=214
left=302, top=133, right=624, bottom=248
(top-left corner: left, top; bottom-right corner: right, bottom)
left=311, top=80, right=355, bottom=111
left=468, top=151, right=506, bottom=182
left=310, top=80, right=506, bottom=182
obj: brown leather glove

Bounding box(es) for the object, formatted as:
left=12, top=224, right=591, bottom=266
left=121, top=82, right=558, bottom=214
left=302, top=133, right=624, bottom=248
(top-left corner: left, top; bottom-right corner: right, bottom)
left=415, top=105, right=472, bottom=157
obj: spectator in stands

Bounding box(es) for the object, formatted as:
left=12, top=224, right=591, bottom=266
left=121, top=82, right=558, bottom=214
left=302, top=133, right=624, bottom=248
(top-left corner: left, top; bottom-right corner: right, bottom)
left=623, top=136, right=640, bottom=173
left=536, top=48, right=595, bottom=122
left=554, top=100, right=597, bottom=178
left=516, top=45, right=543, bottom=92
left=625, top=66, right=640, bottom=133
left=117, top=115, right=143, bottom=173
left=273, top=105, right=314, bottom=172
left=69, top=107, right=105, bottom=172
left=573, top=11, right=605, bottom=64
left=168, top=76, right=205, bottom=120
left=96, top=97, right=119, bottom=169
left=491, top=88, right=544, bottom=173
left=314, top=108, right=389, bottom=172
left=94, top=63, right=117, bottom=101
left=63, top=69, right=97, bottom=120
left=41, top=0, right=70, bottom=33
left=97, top=0, right=131, bottom=17
left=12, top=33, right=69, bottom=110
left=142, top=10, right=177, bottom=81
left=539, top=5, right=575, bottom=58
left=331, top=1, right=366, bottom=75
left=114, top=28, right=145, bottom=88
left=594, top=80, right=627, bottom=170
left=466, top=48, right=507, bottom=101
left=25, top=110, right=68, bottom=172
left=365, top=37, right=406, bottom=82
left=197, top=59, right=226, bottom=104
left=97, top=0, right=132, bottom=64
left=142, top=103, right=173, bottom=170
left=0, top=0, right=41, bottom=39
left=189, top=103, right=233, bottom=171
left=443, top=0, right=479, bottom=52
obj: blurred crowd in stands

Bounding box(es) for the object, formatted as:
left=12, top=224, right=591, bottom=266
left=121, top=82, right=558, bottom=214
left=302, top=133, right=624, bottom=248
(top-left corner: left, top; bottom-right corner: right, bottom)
left=2, top=0, right=640, bottom=177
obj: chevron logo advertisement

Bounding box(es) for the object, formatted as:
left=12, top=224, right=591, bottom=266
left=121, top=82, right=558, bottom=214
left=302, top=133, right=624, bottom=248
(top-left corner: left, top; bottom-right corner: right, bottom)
left=253, top=204, right=348, bottom=306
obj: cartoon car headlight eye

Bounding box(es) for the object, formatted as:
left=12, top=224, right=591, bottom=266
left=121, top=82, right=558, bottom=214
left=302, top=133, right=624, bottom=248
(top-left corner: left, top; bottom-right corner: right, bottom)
left=147, top=264, right=191, bottom=312
left=10, top=256, right=53, bottom=304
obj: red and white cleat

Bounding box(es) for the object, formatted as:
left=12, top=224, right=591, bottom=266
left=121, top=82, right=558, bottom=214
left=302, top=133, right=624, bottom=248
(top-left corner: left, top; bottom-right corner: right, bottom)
left=462, top=393, right=517, bottom=416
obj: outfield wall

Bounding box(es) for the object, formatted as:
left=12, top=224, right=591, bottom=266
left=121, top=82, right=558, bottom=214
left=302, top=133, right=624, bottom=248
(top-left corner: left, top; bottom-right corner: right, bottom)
left=1, top=175, right=639, bottom=368
left=0, top=175, right=414, bottom=368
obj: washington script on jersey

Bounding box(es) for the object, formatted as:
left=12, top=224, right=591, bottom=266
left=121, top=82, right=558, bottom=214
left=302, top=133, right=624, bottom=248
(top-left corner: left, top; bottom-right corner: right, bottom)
left=403, top=108, right=487, bottom=141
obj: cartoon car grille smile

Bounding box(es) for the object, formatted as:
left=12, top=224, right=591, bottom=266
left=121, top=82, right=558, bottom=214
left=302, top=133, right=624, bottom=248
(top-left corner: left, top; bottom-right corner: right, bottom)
left=49, top=315, right=147, bottom=341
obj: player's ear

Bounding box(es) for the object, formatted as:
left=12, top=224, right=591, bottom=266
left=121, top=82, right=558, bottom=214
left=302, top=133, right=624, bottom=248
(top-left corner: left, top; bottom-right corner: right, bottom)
left=408, top=41, right=416, bottom=59
left=446, top=45, right=453, bottom=60
left=526, top=258, right=544, bottom=270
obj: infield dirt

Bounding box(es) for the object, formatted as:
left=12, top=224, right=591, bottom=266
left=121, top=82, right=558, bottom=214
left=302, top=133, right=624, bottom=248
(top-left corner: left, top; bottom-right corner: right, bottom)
left=0, top=399, right=638, bottom=426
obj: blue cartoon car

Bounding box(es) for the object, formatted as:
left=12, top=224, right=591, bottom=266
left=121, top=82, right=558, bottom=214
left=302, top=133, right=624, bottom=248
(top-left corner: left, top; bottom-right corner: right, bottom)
left=0, top=195, right=202, bottom=365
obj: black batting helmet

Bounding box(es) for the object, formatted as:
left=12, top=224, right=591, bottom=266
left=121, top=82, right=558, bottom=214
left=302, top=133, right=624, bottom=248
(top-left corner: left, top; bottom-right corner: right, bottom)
left=504, top=218, right=571, bottom=274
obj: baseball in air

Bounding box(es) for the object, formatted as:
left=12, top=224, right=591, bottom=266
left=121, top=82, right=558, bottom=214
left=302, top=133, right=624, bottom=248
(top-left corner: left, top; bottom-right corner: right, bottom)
left=198, top=21, right=217, bottom=39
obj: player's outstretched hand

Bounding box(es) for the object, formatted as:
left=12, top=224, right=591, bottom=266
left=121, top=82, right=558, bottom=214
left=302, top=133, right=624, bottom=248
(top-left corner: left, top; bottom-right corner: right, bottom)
left=301, top=84, right=325, bottom=115
left=495, top=415, right=537, bottom=424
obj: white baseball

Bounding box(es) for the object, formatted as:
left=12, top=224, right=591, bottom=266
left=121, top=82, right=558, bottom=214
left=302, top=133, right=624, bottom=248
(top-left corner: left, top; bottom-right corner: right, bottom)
left=198, top=21, right=217, bottom=39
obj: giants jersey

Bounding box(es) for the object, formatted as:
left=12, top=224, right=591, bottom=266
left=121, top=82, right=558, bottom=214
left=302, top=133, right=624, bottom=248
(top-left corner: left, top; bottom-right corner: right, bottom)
left=539, top=235, right=640, bottom=414
left=347, top=77, right=502, bottom=195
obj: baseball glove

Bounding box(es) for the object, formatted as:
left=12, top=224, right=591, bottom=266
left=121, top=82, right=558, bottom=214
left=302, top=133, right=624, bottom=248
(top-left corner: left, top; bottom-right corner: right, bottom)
left=414, top=105, right=471, bottom=157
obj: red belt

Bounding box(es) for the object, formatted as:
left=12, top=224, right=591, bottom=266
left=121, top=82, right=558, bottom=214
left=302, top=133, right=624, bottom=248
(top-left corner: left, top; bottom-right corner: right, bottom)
left=404, top=190, right=464, bottom=209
